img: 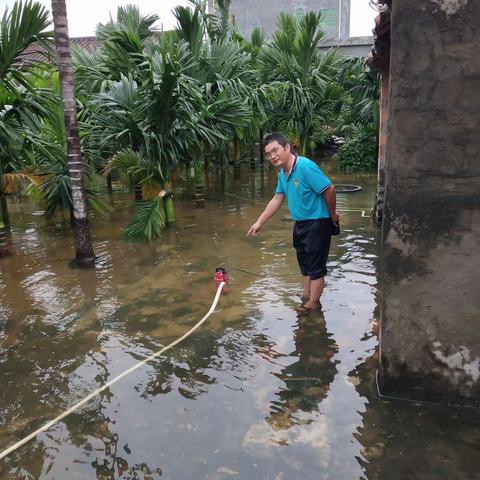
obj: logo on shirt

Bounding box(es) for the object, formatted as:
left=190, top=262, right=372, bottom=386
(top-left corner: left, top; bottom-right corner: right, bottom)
left=294, top=179, right=300, bottom=188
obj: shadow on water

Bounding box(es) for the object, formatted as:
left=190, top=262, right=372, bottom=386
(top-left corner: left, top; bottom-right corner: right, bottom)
left=1, top=159, right=480, bottom=479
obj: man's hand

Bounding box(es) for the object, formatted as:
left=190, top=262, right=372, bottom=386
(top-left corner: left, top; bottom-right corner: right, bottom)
left=247, top=221, right=262, bottom=236
left=331, top=212, right=340, bottom=226
left=246, top=193, right=284, bottom=237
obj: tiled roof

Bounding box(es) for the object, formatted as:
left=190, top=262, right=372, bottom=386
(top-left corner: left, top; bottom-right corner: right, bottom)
left=367, top=3, right=391, bottom=74
left=17, top=36, right=99, bottom=66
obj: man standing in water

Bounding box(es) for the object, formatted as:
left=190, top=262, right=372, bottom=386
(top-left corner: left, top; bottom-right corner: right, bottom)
left=247, top=132, right=339, bottom=312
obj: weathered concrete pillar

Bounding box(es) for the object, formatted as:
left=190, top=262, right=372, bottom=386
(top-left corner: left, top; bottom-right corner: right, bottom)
left=379, top=0, right=480, bottom=403
left=374, top=72, right=389, bottom=226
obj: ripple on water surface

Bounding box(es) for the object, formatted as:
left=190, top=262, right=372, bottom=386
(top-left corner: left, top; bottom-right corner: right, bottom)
left=1, top=168, right=479, bottom=479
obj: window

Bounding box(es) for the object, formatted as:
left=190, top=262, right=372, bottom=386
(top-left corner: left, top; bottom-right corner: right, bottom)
left=294, top=6, right=305, bottom=22
left=320, top=8, right=338, bottom=30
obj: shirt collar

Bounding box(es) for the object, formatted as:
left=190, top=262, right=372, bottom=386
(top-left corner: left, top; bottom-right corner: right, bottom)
left=291, top=154, right=298, bottom=173
left=283, top=154, right=298, bottom=177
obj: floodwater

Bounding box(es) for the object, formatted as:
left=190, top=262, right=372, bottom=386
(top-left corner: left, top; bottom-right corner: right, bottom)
left=1, top=160, right=479, bottom=480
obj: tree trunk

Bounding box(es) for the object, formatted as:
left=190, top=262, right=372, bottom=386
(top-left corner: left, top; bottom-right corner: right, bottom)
left=203, top=154, right=210, bottom=187
left=0, top=174, right=12, bottom=257
left=219, top=153, right=226, bottom=192
left=134, top=183, right=143, bottom=201
left=0, top=169, right=10, bottom=227
left=300, top=133, right=307, bottom=156
left=106, top=171, right=113, bottom=195
left=233, top=139, right=241, bottom=179
left=0, top=204, right=12, bottom=258
left=164, top=196, right=175, bottom=224
left=51, top=0, right=95, bottom=266
left=249, top=142, right=256, bottom=171
left=259, top=163, right=265, bottom=196
left=259, top=128, right=265, bottom=166
left=0, top=184, right=10, bottom=227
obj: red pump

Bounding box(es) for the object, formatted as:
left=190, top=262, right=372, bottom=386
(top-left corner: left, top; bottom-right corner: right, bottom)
left=214, top=267, right=228, bottom=293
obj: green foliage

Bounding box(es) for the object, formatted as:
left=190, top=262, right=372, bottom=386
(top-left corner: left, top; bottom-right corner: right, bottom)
left=0, top=0, right=382, bottom=242
left=14, top=71, right=109, bottom=219
left=96, top=5, right=158, bottom=79
left=75, top=4, right=253, bottom=238
left=311, top=118, right=333, bottom=146
left=203, top=0, right=232, bottom=43
left=333, top=58, right=380, bottom=171
left=337, top=124, right=377, bottom=172
left=123, top=197, right=165, bottom=240
left=259, top=13, right=345, bottom=153
left=0, top=1, right=54, bottom=182
left=174, top=5, right=205, bottom=59
left=0, top=1, right=53, bottom=92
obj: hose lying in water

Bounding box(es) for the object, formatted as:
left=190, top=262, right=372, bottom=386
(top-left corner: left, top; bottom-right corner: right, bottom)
left=0, top=282, right=227, bottom=461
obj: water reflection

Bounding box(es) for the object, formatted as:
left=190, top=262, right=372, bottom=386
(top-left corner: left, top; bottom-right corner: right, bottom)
left=266, top=309, right=338, bottom=431
left=1, top=164, right=479, bottom=479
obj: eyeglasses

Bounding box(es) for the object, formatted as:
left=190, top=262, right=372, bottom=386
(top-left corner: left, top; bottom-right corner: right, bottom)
left=265, top=146, right=283, bottom=160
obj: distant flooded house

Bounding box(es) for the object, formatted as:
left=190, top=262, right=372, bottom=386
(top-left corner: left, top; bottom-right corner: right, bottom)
left=209, top=0, right=373, bottom=57
left=368, top=0, right=480, bottom=404
left=18, top=36, right=99, bottom=66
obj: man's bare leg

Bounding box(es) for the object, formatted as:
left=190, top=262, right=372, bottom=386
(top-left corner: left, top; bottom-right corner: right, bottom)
left=304, top=277, right=324, bottom=309
left=302, top=275, right=311, bottom=301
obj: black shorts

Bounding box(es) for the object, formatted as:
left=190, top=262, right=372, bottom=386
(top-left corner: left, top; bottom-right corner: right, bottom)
left=293, top=219, right=332, bottom=280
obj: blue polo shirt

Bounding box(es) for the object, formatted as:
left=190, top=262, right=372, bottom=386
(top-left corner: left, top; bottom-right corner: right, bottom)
left=275, top=156, right=332, bottom=221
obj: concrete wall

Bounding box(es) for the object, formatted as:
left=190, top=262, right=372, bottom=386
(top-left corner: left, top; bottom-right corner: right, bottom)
left=379, top=0, right=480, bottom=403
left=228, top=0, right=349, bottom=40
left=318, top=36, right=373, bottom=57
left=209, top=1, right=371, bottom=57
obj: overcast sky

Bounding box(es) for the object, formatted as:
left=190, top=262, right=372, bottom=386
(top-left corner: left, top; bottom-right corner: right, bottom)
left=1, top=0, right=377, bottom=38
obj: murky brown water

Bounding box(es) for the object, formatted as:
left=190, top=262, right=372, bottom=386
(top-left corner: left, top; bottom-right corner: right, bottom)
left=1, top=160, right=480, bottom=479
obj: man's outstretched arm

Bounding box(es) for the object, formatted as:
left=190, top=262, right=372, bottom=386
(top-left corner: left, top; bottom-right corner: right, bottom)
left=247, top=193, right=285, bottom=236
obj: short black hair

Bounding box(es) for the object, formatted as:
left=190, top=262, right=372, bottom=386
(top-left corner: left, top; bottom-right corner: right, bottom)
left=263, top=132, right=290, bottom=148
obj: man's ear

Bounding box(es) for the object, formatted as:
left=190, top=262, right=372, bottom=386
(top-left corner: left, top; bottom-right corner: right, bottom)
left=285, top=143, right=291, bottom=152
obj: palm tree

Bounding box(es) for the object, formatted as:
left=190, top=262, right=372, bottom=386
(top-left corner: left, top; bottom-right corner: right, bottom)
left=174, top=3, right=256, bottom=179
left=336, top=57, right=380, bottom=171
left=22, top=72, right=110, bottom=221
left=232, top=26, right=268, bottom=167
left=74, top=5, right=250, bottom=240
left=337, top=57, right=380, bottom=133
left=260, top=12, right=345, bottom=154
left=0, top=0, right=52, bottom=257
left=51, top=0, right=95, bottom=265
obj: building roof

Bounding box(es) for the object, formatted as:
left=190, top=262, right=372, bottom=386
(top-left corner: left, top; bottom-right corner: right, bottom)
left=18, top=36, right=99, bottom=66
left=367, top=1, right=391, bottom=74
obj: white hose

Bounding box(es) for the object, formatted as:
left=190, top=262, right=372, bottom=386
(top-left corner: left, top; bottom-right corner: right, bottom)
left=0, top=281, right=226, bottom=461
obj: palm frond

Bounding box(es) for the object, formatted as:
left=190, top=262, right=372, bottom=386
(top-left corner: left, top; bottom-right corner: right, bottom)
left=88, top=196, right=114, bottom=217
left=107, top=148, right=152, bottom=183
left=123, top=197, right=165, bottom=240
left=295, top=12, right=325, bottom=74
left=2, top=171, right=28, bottom=192
left=174, top=5, right=205, bottom=59
left=0, top=1, right=53, bottom=92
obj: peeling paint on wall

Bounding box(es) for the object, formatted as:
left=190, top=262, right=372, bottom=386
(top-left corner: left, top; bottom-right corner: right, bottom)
left=433, top=343, right=480, bottom=382
left=430, top=0, right=470, bottom=16
left=385, top=220, right=417, bottom=257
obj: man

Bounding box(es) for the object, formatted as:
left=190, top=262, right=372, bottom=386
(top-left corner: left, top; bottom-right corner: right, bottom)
left=247, top=132, right=339, bottom=312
